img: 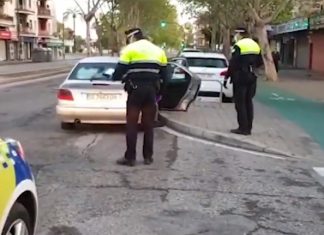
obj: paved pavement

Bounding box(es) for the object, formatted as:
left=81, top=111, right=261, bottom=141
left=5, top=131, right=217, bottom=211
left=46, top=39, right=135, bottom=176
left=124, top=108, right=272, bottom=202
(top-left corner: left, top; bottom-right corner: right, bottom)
left=0, top=53, right=85, bottom=67
left=257, top=70, right=324, bottom=149
left=162, top=69, right=324, bottom=161
left=161, top=100, right=324, bottom=162
left=1, top=72, right=324, bottom=234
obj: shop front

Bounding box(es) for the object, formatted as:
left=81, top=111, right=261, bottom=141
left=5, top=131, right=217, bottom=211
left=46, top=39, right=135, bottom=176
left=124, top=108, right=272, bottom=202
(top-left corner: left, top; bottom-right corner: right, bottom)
left=0, top=30, right=11, bottom=61
left=45, top=38, right=63, bottom=59
left=21, top=36, right=36, bottom=60
left=272, top=18, right=310, bottom=69
left=309, top=14, right=324, bottom=73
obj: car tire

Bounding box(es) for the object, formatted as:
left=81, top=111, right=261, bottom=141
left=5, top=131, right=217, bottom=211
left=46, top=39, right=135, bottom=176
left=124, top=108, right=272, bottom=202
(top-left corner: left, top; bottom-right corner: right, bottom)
left=61, top=122, right=75, bottom=130
left=222, top=96, right=233, bottom=103
left=2, top=202, right=32, bottom=235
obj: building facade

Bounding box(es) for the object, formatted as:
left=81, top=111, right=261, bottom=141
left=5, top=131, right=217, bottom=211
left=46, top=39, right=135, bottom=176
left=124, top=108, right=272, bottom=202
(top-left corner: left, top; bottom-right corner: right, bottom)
left=271, top=13, right=324, bottom=74
left=0, top=0, right=61, bottom=61
left=271, top=18, right=311, bottom=69
left=309, top=13, right=324, bottom=73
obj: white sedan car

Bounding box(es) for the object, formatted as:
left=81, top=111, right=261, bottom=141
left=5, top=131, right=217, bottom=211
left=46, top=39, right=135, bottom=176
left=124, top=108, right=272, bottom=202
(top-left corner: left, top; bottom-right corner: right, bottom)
left=56, top=56, right=201, bottom=129
left=175, top=52, right=233, bottom=102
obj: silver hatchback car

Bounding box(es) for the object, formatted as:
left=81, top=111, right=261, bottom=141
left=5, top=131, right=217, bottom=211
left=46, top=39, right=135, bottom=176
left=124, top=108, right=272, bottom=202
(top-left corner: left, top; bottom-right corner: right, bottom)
left=56, top=56, right=201, bottom=129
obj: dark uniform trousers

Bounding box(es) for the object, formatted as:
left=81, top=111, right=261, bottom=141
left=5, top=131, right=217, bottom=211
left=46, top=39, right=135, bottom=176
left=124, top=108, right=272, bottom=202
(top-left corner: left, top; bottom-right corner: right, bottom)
left=233, top=80, right=257, bottom=132
left=125, top=84, right=157, bottom=161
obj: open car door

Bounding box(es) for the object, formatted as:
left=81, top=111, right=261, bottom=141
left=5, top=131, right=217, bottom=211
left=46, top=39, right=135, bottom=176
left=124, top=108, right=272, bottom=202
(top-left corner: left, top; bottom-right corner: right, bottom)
left=159, top=62, right=201, bottom=111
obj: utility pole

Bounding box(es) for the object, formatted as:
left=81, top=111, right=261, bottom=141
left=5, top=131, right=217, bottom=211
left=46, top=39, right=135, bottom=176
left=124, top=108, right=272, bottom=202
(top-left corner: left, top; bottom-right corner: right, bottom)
left=62, top=14, right=65, bottom=60
left=73, top=13, right=76, bottom=53
left=16, top=0, right=21, bottom=60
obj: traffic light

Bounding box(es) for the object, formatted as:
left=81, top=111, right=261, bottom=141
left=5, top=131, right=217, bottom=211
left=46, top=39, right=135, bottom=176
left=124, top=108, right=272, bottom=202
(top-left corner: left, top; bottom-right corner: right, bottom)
left=160, top=20, right=167, bottom=28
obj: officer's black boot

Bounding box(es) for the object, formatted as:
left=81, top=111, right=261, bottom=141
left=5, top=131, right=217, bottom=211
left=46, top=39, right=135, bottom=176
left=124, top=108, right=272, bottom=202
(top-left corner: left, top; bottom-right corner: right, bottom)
left=144, top=158, right=153, bottom=165
left=230, top=128, right=251, bottom=136
left=116, top=157, right=136, bottom=167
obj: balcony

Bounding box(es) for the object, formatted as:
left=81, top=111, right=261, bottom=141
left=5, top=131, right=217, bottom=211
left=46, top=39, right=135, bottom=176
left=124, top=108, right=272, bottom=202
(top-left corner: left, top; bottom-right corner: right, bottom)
left=38, top=30, right=51, bottom=37
left=38, top=7, right=52, bottom=18
left=16, top=5, right=35, bottom=14
left=0, top=13, right=14, bottom=26
left=20, top=27, right=36, bottom=36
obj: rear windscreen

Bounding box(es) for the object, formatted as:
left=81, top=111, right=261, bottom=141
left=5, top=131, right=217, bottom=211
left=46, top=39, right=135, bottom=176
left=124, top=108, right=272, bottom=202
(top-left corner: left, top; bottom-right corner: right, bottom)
left=68, top=62, right=117, bottom=80
left=186, top=58, right=227, bottom=68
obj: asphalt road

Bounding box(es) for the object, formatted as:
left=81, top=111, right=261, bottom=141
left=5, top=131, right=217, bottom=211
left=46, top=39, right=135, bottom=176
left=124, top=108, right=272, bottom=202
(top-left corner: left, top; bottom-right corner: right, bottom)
left=1, top=76, right=324, bottom=235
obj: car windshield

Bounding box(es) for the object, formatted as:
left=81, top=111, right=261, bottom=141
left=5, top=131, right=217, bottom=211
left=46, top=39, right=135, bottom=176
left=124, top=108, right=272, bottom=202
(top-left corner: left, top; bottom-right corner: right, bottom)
left=186, top=57, right=227, bottom=68
left=68, top=62, right=118, bottom=81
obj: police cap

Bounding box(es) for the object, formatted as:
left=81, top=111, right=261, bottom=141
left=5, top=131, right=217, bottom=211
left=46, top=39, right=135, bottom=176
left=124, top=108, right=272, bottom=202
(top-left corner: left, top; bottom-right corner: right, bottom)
left=125, top=27, right=143, bottom=38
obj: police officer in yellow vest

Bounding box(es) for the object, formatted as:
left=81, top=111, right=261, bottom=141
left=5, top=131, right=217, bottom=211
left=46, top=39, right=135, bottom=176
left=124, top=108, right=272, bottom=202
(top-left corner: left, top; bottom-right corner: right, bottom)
left=224, top=29, right=262, bottom=135
left=112, top=28, right=168, bottom=166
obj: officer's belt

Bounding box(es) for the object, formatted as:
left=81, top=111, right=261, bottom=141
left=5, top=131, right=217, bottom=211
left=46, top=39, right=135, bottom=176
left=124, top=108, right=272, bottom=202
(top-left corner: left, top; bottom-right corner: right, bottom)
left=127, top=68, right=160, bottom=74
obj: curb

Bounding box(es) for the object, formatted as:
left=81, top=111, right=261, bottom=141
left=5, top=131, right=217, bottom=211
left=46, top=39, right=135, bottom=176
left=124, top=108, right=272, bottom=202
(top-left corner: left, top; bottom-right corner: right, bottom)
left=159, top=112, right=298, bottom=159
left=0, top=66, right=72, bottom=78
left=0, top=68, right=70, bottom=85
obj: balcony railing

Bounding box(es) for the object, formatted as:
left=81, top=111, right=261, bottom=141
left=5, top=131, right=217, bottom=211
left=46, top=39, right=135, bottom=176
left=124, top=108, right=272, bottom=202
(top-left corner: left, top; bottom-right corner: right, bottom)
left=38, top=7, right=51, bottom=17
left=0, top=13, right=14, bottom=21
left=38, top=30, right=50, bottom=37
left=16, top=5, right=35, bottom=14
left=20, top=27, right=35, bottom=35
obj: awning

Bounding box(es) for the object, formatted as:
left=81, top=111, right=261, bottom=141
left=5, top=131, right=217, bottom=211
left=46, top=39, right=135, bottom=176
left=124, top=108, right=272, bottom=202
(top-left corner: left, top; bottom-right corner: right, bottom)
left=0, top=30, right=11, bottom=40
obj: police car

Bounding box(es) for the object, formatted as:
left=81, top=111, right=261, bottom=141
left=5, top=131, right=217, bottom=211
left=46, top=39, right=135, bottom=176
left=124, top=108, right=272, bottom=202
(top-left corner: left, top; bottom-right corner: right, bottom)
left=0, top=138, right=38, bottom=235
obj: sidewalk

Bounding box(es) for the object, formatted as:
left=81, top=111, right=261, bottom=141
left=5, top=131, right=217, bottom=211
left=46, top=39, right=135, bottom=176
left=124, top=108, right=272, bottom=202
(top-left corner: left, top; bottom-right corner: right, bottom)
left=160, top=100, right=324, bottom=162
left=160, top=68, right=324, bottom=163
left=0, top=53, right=84, bottom=67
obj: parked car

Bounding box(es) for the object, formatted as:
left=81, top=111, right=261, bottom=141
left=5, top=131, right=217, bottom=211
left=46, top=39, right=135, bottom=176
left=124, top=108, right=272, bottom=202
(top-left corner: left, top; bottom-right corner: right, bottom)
left=172, top=52, right=233, bottom=102
left=0, top=138, right=38, bottom=235
left=56, top=56, right=201, bottom=129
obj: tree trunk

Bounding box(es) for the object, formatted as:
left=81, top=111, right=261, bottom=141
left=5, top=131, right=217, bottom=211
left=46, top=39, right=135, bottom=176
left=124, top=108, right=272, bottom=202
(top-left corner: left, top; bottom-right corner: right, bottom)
left=222, top=27, right=231, bottom=59
left=255, top=24, right=278, bottom=81
left=210, top=24, right=217, bottom=51
left=86, top=20, right=91, bottom=56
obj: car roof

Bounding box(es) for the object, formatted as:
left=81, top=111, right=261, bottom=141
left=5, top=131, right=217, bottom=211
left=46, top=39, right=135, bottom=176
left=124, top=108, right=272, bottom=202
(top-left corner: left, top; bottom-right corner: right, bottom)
left=180, top=52, right=227, bottom=59
left=78, top=56, right=119, bottom=63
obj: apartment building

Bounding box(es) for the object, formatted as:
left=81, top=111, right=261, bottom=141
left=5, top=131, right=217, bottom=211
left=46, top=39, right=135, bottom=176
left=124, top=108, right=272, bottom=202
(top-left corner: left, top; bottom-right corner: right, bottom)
left=0, top=0, right=58, bottom=61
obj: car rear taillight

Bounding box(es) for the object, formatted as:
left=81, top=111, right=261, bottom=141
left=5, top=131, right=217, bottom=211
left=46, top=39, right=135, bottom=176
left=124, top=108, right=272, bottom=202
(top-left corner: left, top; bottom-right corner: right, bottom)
left=58, top=89, right=74, bottom=101
left=220, top=70, right=228, bottom=76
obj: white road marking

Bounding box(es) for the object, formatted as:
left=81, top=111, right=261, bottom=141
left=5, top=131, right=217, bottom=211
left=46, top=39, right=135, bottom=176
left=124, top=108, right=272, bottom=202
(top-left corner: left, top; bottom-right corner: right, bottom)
left=313, top=167, right=324, bottom=177
left=0, top=73, right=67, bottom=90
left=161, top=127, right=287, bottom=160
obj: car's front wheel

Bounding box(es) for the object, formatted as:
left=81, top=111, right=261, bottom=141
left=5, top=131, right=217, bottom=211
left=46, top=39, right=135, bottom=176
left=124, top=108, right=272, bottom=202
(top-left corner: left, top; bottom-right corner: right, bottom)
left=2, top=203, right=32, bottom=235
left=61, top=122, right=75, bottom=130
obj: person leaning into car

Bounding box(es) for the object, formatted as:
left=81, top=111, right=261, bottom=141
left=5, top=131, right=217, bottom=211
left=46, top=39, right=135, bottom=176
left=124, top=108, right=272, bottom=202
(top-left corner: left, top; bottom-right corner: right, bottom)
left=224, top=29, right=262, bottom=136
left=112, top=27, right=168, bottom=167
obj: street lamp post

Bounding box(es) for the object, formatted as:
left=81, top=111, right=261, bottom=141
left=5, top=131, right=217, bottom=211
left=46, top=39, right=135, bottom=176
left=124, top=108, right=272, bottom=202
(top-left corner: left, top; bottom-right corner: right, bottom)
left=73, top=13, right=76, bottom=53
left=62, top=13, right=65, bottom=60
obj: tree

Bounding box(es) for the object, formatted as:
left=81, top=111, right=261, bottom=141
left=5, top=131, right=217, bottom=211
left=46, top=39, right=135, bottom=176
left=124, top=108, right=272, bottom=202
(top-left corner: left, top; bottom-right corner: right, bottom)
left=180, top=0, right=314, bottom=81
left=98, top=0, right=182, bottom=52
left=73, top=0, right=103, bottom=56
left=63, top=8, right=82, bottom=53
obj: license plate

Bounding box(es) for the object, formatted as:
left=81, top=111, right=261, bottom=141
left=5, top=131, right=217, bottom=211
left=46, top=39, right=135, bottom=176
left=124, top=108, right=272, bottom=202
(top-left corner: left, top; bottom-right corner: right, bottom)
left=86, top=93, right=121, bottom=100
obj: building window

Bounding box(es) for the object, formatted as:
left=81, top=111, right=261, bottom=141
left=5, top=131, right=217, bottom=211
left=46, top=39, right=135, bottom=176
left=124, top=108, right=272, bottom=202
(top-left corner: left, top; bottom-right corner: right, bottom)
left=29, top=0, right=31, bottom=8
left=30, top=20, right=33, bottom=29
